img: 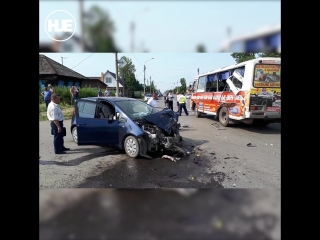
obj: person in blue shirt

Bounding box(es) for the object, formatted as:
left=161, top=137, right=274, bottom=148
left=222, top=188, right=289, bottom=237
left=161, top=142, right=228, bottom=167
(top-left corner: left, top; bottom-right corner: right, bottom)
left=41, top=87, right=52, bottom=109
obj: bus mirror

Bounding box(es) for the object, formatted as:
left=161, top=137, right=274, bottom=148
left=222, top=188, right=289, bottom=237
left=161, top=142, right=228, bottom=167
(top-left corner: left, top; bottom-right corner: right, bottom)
left=232, top=70, right=244, bottom=83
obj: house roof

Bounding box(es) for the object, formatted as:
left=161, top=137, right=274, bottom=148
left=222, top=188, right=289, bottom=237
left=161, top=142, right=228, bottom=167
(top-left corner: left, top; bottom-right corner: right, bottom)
left=39, top=54, right=88, bottom=79
left=105, top=70, right=124, bottom=85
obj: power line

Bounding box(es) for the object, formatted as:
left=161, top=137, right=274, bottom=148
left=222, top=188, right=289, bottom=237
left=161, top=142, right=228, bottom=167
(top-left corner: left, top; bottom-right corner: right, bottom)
left=130, top=53, right=143, bottom=66
left=71, top=53, right=94, bottom=69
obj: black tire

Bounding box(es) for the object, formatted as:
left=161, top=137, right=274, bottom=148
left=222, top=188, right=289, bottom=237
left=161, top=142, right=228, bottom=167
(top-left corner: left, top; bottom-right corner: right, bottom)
left=124, top=136, right=140, bottom=158
left=71, top=127, right=78, bottom=144
left=219, top=107, right=230, bottom=127
left=195, top=106, right=202, bottom=118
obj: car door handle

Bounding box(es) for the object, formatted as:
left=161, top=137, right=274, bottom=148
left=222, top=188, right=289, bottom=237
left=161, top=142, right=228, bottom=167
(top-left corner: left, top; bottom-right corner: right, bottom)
left=77, top=123, right=86, bottom=126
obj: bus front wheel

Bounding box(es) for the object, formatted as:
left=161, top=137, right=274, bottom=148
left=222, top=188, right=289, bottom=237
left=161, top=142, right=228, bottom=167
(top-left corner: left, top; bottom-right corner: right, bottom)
left=195, top=106, right=202, bottom=118
left=219, top=107, right=230, bottom=127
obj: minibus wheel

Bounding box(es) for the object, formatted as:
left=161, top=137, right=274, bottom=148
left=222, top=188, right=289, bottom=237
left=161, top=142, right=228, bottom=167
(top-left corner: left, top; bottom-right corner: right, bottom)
left=219, top=107, right=229, bottom=127
left=195, top=107, right=202, bottom=118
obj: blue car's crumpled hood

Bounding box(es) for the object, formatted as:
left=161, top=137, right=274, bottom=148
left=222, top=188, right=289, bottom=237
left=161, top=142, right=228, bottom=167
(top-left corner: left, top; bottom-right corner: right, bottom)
left=144, top=109, right=180, bottom=134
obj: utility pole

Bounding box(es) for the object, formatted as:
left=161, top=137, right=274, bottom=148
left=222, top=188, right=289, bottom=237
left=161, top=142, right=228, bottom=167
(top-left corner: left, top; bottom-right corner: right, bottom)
left=115, top=53, right=119, bottom=97
left=197, top=68, right=199, bottom=75
left=143, top=57, right=154, bottom=95
left=143, top=65, right=146, bottom=94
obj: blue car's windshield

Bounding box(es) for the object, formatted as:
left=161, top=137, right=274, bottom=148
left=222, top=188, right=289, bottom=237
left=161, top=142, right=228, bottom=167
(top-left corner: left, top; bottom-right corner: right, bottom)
left=116, top=99, right=159, bottom=119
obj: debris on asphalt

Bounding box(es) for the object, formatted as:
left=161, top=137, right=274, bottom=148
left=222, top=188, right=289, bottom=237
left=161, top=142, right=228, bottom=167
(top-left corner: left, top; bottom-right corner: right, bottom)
left=270, top=144, right=274, bottom=146
left=162, top=155, right=179, bottom=162
left=247, top=143, right=256, bottom=147
left=210, top=123, right=226, bottom=130
left=232, top=183, right=237, bottom=187
left=181, top=121, right=189, bottom=127
left=169, top=174, right=177, bottom=178
left=224, top=156, right=239, bottom=159
left=210, top=152, right=215, bottom=155
left=196, top=154, right=200, bottom=157
left=197, top=147, right=203, bottom=151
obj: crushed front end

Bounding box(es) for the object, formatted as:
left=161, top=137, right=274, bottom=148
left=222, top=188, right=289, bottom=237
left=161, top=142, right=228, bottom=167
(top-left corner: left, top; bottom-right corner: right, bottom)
left=134, top=109, right=185, bottom=158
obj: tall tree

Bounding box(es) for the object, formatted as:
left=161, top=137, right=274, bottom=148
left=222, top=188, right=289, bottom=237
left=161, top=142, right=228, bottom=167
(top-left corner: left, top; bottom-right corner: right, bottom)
left=179, top=78, right=187, bottom=93
left=230, top=53, right=256, bottom=64
left=231, top=52, right=281, bottom=64
left=84, top=6, right=120, bottom=52
left=258, top=53, right=281, bottom=58
left=118, top=56, right=143, bottom=92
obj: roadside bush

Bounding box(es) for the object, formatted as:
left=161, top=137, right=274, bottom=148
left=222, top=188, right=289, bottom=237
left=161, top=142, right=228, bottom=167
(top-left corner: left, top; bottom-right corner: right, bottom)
left=39, top=86, right=98, bottom=105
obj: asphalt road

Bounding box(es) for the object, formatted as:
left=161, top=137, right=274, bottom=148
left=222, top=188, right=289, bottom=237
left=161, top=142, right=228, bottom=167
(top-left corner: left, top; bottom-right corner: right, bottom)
left=40, top=188, right=281, bottom=240
left=40, top=98, right=281, bottom=188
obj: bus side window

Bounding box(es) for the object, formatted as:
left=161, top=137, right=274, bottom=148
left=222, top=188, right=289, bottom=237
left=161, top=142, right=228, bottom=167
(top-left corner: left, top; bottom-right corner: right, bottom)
left=224, top=81, right=231, bottom=92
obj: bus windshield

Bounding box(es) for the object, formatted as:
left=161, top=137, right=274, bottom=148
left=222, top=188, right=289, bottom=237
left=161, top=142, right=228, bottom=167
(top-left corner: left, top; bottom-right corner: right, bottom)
left=253, top=64, right=281, bottom=88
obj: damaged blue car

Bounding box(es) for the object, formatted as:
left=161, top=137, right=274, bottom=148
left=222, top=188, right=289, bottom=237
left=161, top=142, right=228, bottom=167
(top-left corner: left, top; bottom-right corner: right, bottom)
left=70, top=97, right=184, bottom=158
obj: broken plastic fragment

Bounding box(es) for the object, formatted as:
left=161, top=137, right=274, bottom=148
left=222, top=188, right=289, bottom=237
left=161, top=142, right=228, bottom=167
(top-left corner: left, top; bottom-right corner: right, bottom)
left=162, top=155, right=177, bottom=162
left=232, top=183, right=237, bottom=187
left=196, top=154, right=200, bottom=157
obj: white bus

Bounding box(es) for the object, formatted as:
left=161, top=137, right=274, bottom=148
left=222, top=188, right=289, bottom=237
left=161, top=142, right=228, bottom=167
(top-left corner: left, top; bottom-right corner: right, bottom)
left=220, top=24, right=281, bottom=53
left=190, top=57, right=281, bottom=127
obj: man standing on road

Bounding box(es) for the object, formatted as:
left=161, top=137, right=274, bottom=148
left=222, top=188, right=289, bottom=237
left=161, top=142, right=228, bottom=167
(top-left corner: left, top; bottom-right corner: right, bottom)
left=176, top=92, right=182, bottom=112
left=47, top=94, right=70, bottom=154
left=147, top=93, right=158, bottom=108
left=178, top=92, right=189, bottom=116
left=168, top=91, right=174, bottom=111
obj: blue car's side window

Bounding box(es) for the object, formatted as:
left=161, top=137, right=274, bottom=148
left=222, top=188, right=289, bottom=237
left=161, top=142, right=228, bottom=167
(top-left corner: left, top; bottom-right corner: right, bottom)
left=78, top=102, right=96, bottom=118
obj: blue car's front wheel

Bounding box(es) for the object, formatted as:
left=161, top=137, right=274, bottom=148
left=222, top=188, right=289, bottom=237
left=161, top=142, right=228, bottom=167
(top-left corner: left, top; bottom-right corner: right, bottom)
left=124, top=136, right=140, bottom=158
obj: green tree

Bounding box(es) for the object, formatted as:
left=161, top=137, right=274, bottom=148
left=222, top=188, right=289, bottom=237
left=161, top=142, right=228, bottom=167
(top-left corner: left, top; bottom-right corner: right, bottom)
left=258, top=53, right=281, bottom=58
left=231, top=52, right=281, bottom=64
left=84, top=6, right=120, bottom=52
left=179, top=78, right=187, bottom=93
left=118, top=56, right=144, bottom=92
left=230, top=53, right=256, bottom=64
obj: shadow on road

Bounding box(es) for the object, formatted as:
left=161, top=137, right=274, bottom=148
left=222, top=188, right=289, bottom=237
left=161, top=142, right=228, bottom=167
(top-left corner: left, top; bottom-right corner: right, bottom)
left=39, top=147, right=123, bottom=166
left=198, top=115, right=281, bottom=134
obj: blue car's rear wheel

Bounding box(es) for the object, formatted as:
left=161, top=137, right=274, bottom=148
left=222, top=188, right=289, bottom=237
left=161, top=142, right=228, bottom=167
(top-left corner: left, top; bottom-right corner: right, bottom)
left=124, top=136, right=140, bottom=158
left=71, top=127, right=78, bottom=144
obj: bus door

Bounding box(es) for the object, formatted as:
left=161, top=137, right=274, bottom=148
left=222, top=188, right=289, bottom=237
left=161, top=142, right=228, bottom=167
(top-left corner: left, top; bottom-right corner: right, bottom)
left=218, top=70, right=245, bottom=117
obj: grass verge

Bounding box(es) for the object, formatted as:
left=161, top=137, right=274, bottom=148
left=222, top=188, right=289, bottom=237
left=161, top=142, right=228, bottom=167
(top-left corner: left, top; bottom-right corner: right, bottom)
left=39, top=103, right=74, bottom=121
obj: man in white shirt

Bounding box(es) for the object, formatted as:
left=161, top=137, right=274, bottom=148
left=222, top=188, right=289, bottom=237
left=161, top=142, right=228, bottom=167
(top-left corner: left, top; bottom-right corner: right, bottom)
left=176, top=92, right=182, bottom=112
left=47, top=94, right=70, bottom=154
left=147, top=93, right=158, bottom=108
left=167, top=91, right=174, bottom=110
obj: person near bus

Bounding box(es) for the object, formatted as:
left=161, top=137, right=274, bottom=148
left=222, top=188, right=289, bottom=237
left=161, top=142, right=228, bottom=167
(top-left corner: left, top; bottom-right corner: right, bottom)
left=168, top=91, right=174, bottom=111
left=178, top=92, right=189, bottom=116
left=176, top=92, right=182, bottom=112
